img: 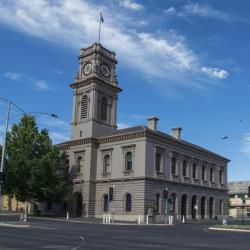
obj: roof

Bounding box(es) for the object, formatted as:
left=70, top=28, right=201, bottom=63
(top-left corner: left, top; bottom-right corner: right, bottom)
left=228, top=181, right=250, bottom=194
left=99, top=125, right=229, bottom=162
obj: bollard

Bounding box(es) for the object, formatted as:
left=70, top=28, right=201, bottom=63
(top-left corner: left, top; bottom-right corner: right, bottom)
left=103, top=214, right=105, bottom=223
left=138, top=214, right=141, bottom=225
left=108, top=213, right=111, bottom=224
left=182, top=215, right=185, bottom=224
left=66, top=212, right=69, bottom=220
left=146, top=214, right=149, bottom=225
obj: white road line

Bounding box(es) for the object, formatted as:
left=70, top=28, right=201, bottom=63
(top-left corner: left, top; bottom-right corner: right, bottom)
left=71, top=235, right=86, bottom=250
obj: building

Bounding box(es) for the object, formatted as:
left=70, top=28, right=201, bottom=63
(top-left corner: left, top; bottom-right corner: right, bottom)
left=228, top=181, right=250, bottom=219
left=58, top=43, right=229, bottom=222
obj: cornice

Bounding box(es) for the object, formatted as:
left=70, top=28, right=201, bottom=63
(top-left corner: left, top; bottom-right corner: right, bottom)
left=70, top=76, right=122, bottom=93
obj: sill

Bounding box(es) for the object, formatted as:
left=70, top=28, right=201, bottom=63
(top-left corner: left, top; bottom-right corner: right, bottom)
left=172, top=174, right=178, bottom=177
left=156, top=172, right=163, bottom=176
left=123, top=170, right=133, bottom=175
left=102, top=172, right=110, bottom=177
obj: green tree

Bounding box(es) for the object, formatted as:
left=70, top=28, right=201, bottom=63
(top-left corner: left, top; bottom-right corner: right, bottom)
left=4, top=116, right=68, bottom=212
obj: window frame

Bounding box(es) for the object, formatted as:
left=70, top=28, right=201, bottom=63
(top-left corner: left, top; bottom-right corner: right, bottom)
left=125, top=193, right=132, bottom=213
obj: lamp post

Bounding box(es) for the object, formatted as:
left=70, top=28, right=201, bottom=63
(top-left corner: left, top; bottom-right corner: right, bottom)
left=222, top=136, right=250, bottom=142
left=0, top=96, right=58, bottom=211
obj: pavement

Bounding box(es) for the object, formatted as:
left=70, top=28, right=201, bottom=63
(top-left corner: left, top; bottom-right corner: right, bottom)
left=1, top=214, right=250, bottom=250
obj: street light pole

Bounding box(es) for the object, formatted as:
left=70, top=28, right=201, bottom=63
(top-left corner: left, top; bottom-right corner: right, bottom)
left=0, top=103, right=10, bottom=209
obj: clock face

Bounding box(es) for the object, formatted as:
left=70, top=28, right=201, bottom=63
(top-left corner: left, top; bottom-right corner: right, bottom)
left=83, top=62, right=92, bottom=75
left=100, top=64, right=110, bottom=77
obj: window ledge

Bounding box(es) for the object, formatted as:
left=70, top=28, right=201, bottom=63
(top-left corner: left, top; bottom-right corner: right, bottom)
left=172, top=174, right=178, bottom=177
left=123, top=170, right=133, bottom=175
left=102, top=172, right=110, bottom=177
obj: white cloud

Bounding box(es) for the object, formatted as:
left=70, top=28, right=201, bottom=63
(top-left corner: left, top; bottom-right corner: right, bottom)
left=201, top=67, right=229, bottom=79
left=183, top=3, right=231, bottom=22
left=34, top=80, right=49, bottom=91
left=165, top=3, right=231, bottom=22
left=121, top=0, right=144, bottom=11
left=50, top=131, right=70, bottom=144
left=117, top=123, right=130, bottom=129
left=4, top=70, right=51, bottom=91
left=4, top=71, right=23, bottom=81
left=164, top=7, right=177, bottom=16
left=0, top=0, right=229, bottom=93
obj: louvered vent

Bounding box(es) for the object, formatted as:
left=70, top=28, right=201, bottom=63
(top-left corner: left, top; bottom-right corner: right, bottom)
left=100, top=97, right=108, bottom=121
left=81, top=95, right=88, bottom=119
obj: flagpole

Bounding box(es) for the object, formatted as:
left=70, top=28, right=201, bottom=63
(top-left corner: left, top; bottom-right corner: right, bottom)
left=98, top=15, right=101, bottom=44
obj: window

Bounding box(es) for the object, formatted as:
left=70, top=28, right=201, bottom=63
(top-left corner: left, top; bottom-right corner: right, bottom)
left=81, top=95, right=88, bottom=119
left=155, top=153, right=162, bottom=173
left=155, top=194, right=160, bottom=213
left=125, top=152, right=133, bottom=171
left=210, top=168, right=214, bottom=182
left=125, top=193, right=132, bottom=212
left=76, top=156, right=82, bottom=174
left=171, top=157, right=177, bottom=175
left=192, top=163, right=197, bottom=179
left=183, top=160, right=188, bottom=177
left=202, top=165, right=206, bottom=181
left=100, top=97, right=108, bottom=121
left=219, top=169, right=223, bottom=184
left=103, top=155, right=110, bottom=174
left=103, top=194, right=109, bottom=212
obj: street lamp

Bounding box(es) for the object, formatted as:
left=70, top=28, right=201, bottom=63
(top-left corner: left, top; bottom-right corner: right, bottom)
left=222, top=136, right=250, bottom=142
left=0, top=96, right=58, bottom=211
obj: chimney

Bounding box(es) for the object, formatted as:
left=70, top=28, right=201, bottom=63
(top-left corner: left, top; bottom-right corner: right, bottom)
left=147, top=116, right=159, bottom=131
left=172, top=127, right=182, bottom=140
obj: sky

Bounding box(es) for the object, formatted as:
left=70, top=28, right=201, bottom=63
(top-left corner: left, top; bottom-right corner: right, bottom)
left=0, top=0, right=250, bottom=181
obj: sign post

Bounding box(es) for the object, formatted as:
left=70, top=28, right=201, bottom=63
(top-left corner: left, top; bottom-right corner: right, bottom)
left=163, top=187, right=168, bottom=224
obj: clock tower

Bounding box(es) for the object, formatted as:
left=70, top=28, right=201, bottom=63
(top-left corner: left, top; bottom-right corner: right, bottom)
left=70, top=43, right=122, bottom=140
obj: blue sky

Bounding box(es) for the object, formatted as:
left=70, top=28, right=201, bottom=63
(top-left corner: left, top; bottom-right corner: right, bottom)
left=0, top=0, right=250, bottom=181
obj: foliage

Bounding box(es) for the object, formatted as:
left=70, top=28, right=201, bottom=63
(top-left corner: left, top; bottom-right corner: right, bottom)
left=4, top=115, right=68, bottom=204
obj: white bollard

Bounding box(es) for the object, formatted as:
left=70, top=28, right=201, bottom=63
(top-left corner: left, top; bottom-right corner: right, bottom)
left=108, top=213, right=111, bottom=224
left=66, top=212, right=69, bottom=220
left=146, top=214, right=149, bottom=225
left=182, top=215, right=185, bottom=224
left=103, top=214, right=105, bottom=223
left=138, top=214, right=141, bottom=225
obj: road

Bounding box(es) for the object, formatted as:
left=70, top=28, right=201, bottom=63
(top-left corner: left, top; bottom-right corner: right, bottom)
left=0, top=215, right=250, bottom=249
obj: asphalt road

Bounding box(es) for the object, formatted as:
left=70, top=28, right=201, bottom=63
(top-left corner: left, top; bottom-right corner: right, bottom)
left=0, top=215, right=250, bottom=250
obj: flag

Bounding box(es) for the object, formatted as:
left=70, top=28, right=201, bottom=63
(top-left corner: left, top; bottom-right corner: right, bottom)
left=100, top=12, right=104, bottom=23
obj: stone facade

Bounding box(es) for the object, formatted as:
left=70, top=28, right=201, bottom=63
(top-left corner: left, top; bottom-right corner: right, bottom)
left=58, top=43, right=229, bottom=222
left=228, top=181, right=250, bottom=219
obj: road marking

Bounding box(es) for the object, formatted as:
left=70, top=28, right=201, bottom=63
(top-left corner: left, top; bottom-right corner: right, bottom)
left=71, top=235, right=86, bottom=250
left=42, top=246, right=67, bottom=249
left=0, top=222, right=30, bottom=228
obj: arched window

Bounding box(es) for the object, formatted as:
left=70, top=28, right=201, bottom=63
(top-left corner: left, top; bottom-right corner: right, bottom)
left=103, top=194, right=109, bottom=212
left=125, top=193, right=132, bottom=212
left=81, top=95, right=88, bottom=119
left=76, top=156, right=82, bottom=174
left=103, top=155, right=110, bottom=174
left=100, top=97, right=108, bottom=121
left=155, top=153, right=162, bottom=173
left=125, top=152, right=133, bottom=171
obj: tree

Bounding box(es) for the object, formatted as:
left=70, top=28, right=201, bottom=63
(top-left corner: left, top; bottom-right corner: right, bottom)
left=4, top=116, right=68, bottom=214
